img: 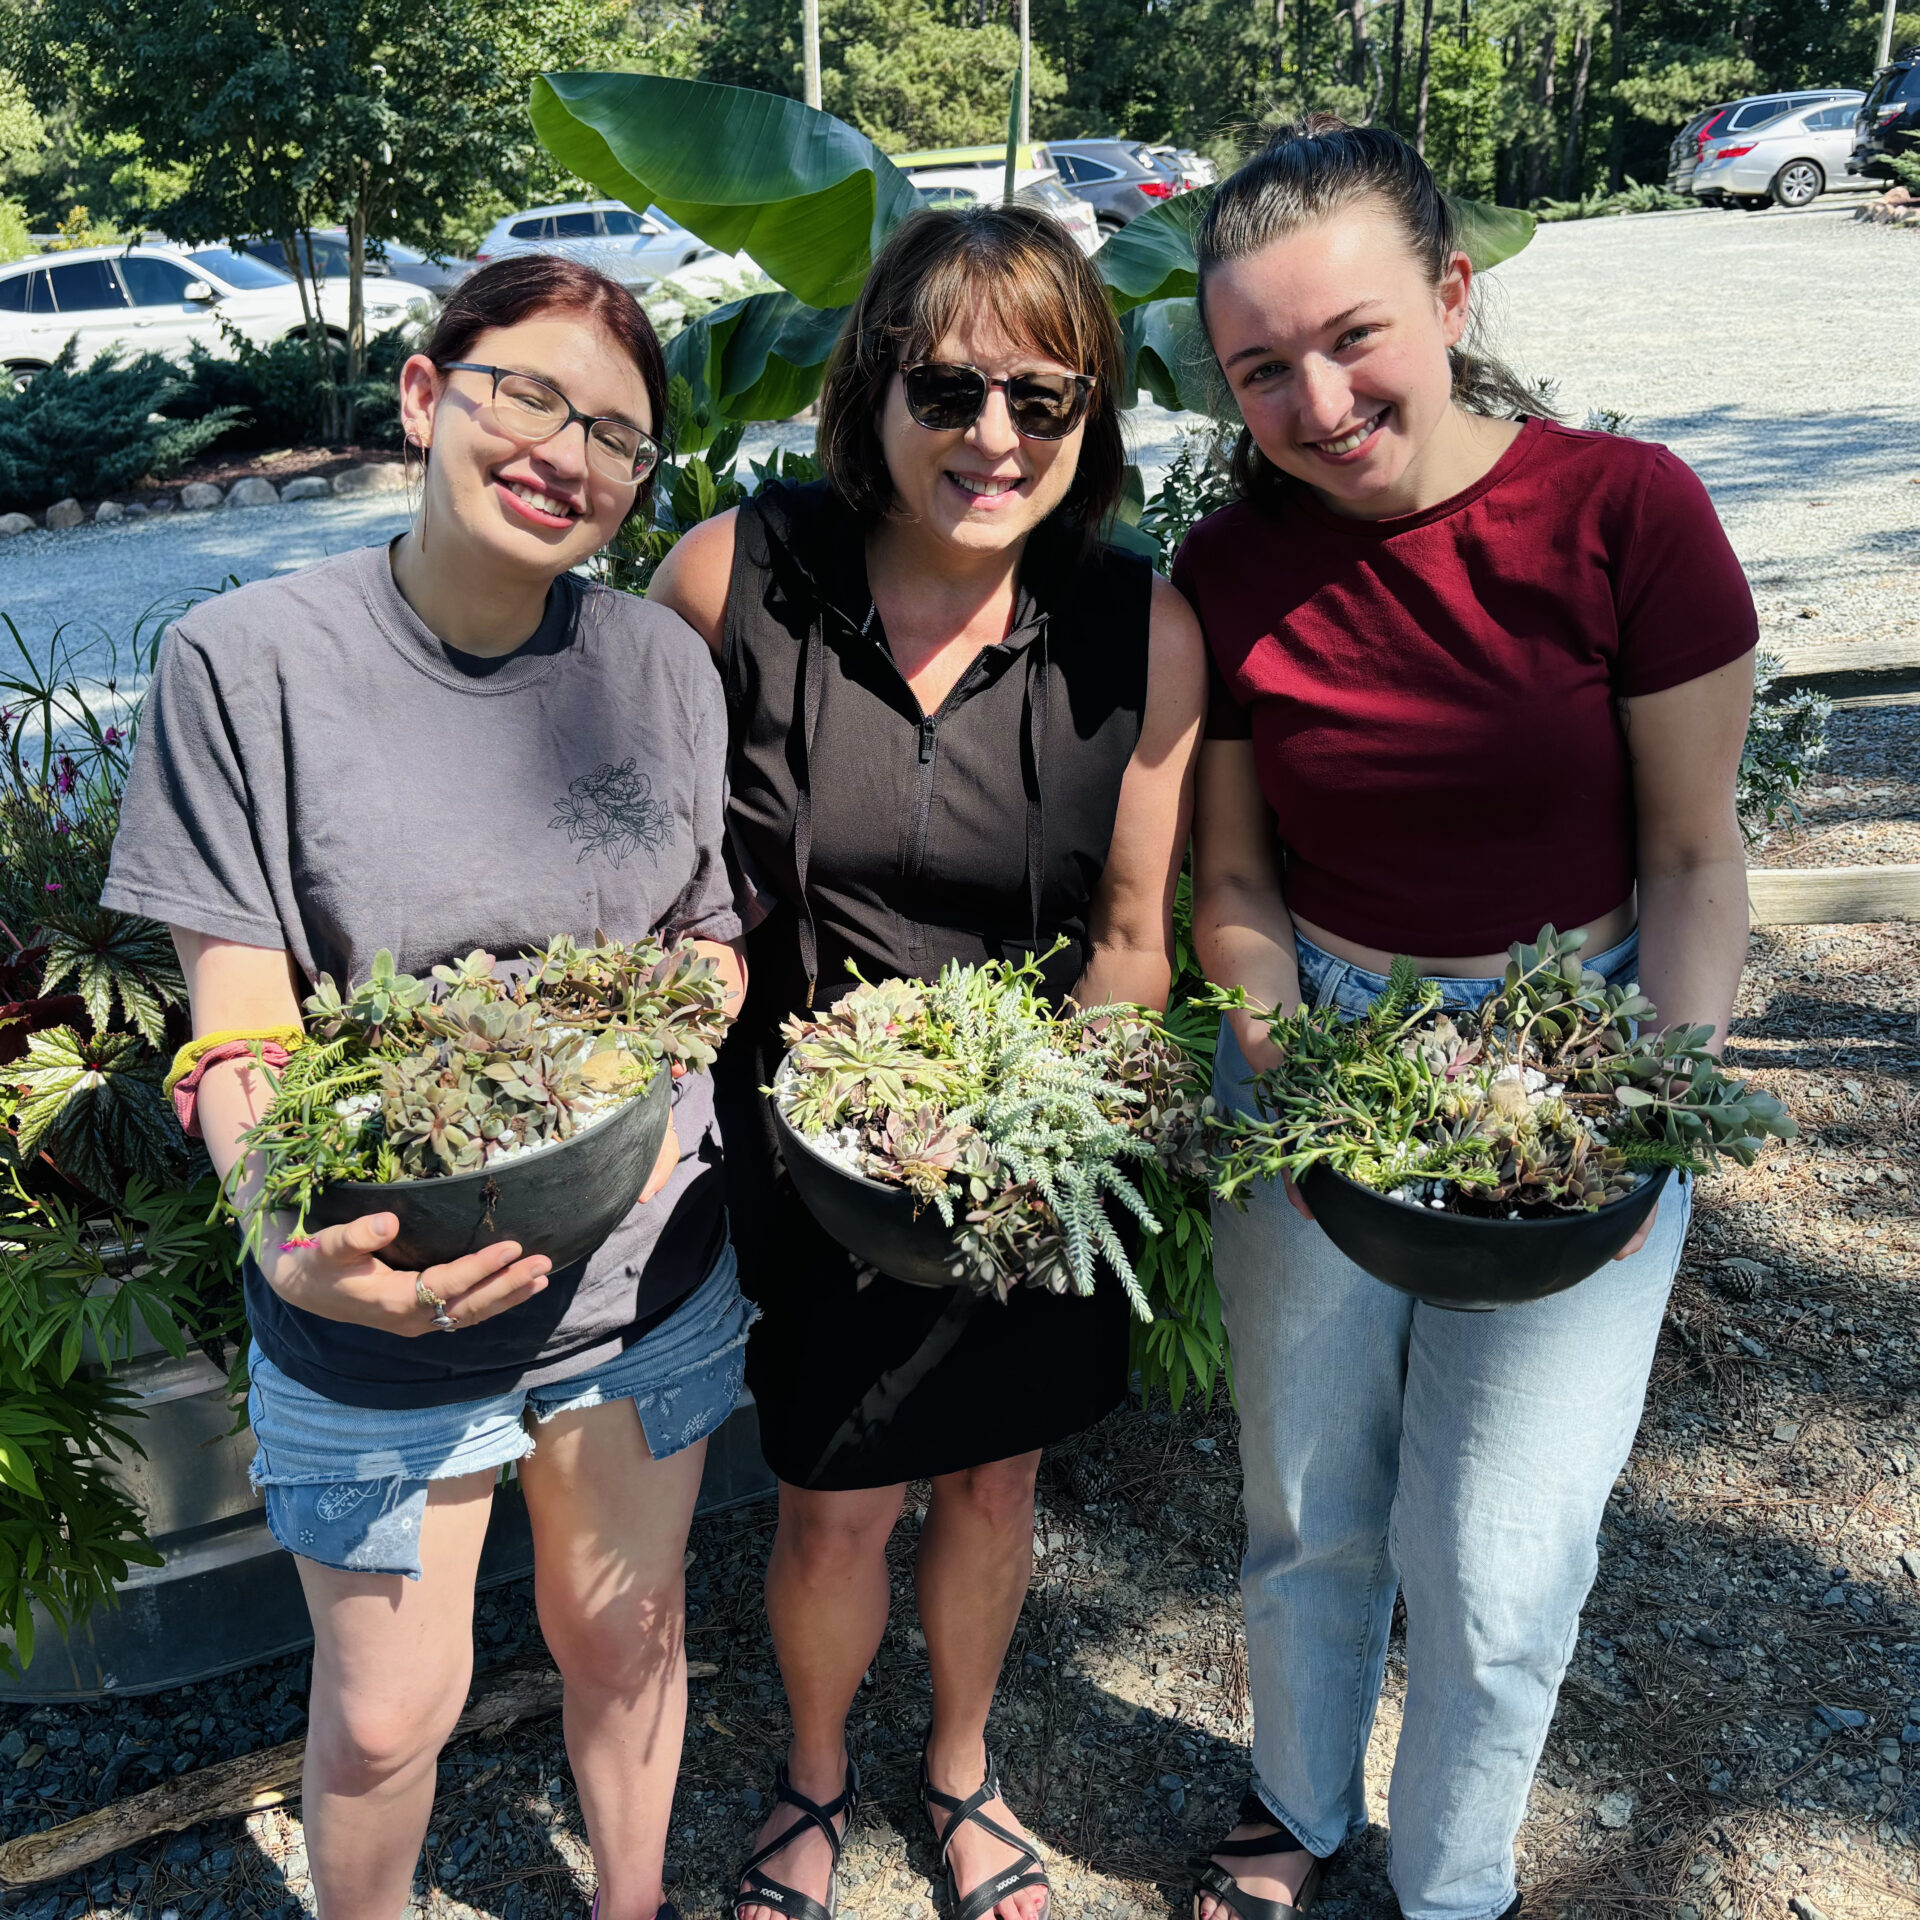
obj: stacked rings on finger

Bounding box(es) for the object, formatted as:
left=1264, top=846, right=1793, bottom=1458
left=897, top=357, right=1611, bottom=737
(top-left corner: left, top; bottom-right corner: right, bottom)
left=416, top=1277, right=459, bottom=1334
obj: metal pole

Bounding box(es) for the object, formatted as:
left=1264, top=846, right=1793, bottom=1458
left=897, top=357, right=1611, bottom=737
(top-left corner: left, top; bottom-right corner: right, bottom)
left=803, top=0, right=822, bottom=109
left=1019, top=0, right=1031, bottom=146
left=1879, top=0, right=1898, bottom=71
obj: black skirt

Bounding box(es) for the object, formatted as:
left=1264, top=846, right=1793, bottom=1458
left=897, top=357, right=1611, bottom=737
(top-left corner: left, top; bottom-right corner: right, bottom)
left=717, top=1012, right=1128, bottom=1490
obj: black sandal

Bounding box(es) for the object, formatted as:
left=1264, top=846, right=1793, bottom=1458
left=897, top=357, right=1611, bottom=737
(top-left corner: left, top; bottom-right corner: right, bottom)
left=732, top=1751, right=861, bottom=1920
left=1188, top=1790, right=1324, bottom=1920
left=919, top=1743, right=1052, bottom=1920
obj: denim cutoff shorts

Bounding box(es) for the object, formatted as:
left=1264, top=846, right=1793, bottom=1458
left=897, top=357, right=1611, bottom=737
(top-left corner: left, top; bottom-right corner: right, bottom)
left=1294, top=924, right=1644, bottom=1015
left=246, top=1245, right=754, bottom=1579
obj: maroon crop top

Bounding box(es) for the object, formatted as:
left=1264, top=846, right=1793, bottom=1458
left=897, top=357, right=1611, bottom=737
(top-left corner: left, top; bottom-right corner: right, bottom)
left=1172, top=418, right=1758, bottom=955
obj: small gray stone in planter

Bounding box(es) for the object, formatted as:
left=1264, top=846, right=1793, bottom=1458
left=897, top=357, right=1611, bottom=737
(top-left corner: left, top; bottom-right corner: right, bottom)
left=0, top=510, right=34, bottom=537
left=147, top=494, right=175, bottom=513
left=332, top=461, right=406, bottom=496
left=1595, top=1789, right=1634, bottom=1828
left=94, top=498, right=124, bottom=522
left=123, top=499, right=149, bottom=515
left=44, top=497, right=85, bottom=530
left=281, top=474, right=332, bottom=501
left=179, top=481, right=224, bottom=511
left=225, top=476, right=280, bottom=508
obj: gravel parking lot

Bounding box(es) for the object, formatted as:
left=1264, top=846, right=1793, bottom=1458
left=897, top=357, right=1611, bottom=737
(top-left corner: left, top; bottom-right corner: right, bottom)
left=2, top=204, right=1916, bottom=1920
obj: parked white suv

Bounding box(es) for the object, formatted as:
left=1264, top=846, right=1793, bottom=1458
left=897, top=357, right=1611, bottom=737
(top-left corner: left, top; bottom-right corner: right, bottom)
left=473, top=202, right=714, bottom=284
left=0, top=244, right=421, bottom=381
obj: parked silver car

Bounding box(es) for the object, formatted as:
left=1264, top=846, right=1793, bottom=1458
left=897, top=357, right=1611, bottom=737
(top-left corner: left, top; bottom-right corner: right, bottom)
left=473, top=201, right=714, bottom=286
left=1668, top=87, right=1862, bottom=195
left=1690, top=93, right=1864, bottom=208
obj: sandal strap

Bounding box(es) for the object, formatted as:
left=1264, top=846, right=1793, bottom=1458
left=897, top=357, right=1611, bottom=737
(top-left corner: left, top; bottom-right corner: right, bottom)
left=733, top=1752, right=860, bottom=1915
left=919, top=1745, right=1050, bottom=1920
left=1189, top=1859, right=1321, bottom=1920
left=953, top=1864, right=1049, bottom=1920
left=734, top=1866, right=836, bottom=1920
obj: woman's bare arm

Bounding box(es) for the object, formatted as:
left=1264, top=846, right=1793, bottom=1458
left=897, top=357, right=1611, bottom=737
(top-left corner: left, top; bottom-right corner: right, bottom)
left=1075, top=577, right=1206, bottom=1012
left=647, top=509, right=740, bottom=665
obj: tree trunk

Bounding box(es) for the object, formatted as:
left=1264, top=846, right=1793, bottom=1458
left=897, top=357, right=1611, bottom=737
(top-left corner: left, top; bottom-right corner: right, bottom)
left=346, top=196, right=368, bottom=442
left=1459, top=0, right=1469, bottom=50
left=1606, top=0, right=1626, bottom=190
left=1299, top=0, right=1313, bottom=96
left=1560, top=25, right=1593, bottom=199
left=1389, top=0, right=1407, bottom=128
left=1275, top=0, right=1287, bottom=86
left=1349, top=0, right=1366, bottom=86
left=1524, top=25, right=1556, bottom=203
left=1413, top=0, right=1436, bottom=154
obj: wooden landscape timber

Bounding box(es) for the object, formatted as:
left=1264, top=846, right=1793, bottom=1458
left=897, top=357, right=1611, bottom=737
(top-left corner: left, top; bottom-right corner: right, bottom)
left=1771, top=635, right=1920, bottom=706
left=1748, top=863, right=1920, bottom=926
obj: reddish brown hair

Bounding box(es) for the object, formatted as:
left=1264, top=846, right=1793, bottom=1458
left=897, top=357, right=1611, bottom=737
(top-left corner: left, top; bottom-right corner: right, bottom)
left=817, top=205, right=1127, bottom=534
left=422, top=253, right=671, bottom=518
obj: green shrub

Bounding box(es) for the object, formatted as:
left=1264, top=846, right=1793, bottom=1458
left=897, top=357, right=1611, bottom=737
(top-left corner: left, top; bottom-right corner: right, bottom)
left=0, top=342, right=242, bottom=513
left=165, top=321, right=410, bottom=453
left=1535, top=178, right=1694, bottom=221
left=0, top=195, right=30, bottom=265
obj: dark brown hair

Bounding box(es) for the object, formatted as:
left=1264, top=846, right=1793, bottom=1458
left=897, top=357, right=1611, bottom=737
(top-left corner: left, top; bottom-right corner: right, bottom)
left=1195, top=115, right=1547, bottom=502
left=817, top=205, right=1127, bottom=533
left=421, top=253, right=671, bottom=519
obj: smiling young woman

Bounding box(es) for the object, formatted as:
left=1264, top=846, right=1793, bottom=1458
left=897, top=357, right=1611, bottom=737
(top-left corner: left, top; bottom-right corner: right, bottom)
left=1175, top=120, right=1757, bottom=1920
left=101, top=256, right=747, bottom=1920
left=649, top=205, right=1206, bottom=1920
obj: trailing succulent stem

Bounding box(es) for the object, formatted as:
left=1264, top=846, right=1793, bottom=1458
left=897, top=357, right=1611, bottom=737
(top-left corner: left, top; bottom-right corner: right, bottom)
left=1207, top=927, right=1795, bottom=1219
left=773, top=948, right=1211, bottom=1317
left=231, top=933, right=729, bottom=1259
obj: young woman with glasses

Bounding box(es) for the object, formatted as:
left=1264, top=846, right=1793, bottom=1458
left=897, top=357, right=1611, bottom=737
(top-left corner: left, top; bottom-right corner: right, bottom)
left=650, top=206, right=1205, bottom=1920
left=1177, top=120, right=1756, bottom=1920
left=104, top=256, right=749, bottom=1920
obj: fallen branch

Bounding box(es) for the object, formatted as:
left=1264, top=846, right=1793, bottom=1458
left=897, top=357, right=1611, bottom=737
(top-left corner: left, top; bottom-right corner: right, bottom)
left=0, top=1663, right=570, bottom=1889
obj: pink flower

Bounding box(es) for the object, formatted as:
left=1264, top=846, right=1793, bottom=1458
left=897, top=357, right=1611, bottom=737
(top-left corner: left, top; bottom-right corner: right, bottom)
left=102, top=725, right=123, bottom=747
left=43, top=880, right=61, bottom=892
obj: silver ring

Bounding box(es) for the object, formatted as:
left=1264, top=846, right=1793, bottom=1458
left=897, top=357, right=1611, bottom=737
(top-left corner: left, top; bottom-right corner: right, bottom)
left=431, top=1310, right=458, bottom=1333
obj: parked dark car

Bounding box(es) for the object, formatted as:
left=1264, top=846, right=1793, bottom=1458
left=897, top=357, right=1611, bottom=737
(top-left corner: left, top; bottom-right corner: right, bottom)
left=1850, top=47, right=1920, bottom=181
left=1667, top=90, right=1860, bottom=197
left=237, top=232, right=472, bottom=298
left=1041, top=139, right=1180, bottom=235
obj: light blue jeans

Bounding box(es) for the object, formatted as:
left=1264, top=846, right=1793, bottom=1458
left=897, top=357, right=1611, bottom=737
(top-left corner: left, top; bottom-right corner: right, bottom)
left=1211, top=930, right=1691, bottom=1920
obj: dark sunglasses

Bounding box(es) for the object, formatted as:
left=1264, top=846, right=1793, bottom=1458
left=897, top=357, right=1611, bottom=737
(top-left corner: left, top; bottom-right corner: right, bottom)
left=438, top=361, right=663, bottom=485
left=900, top=362, right=1096, bottom=441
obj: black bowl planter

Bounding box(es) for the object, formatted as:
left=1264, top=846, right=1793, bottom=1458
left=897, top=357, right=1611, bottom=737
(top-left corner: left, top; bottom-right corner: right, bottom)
left=308, top=1065, right=672, bottom=1272
left=773, top=1097, right=963, bottom=1288
left=1298, top=1161, right=1673, bottom=1311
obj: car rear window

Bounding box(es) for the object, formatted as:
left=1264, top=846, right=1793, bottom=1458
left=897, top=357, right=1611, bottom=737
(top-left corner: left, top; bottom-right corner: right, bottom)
left=1729, top=98, right=1788, bottom=130
left=0, top=268, right=49, bottom=312
left=509, top=217, right=551, bottom=239
left=47, top=259, right=128, bottom=311
left=185, top=248, right=292, bottom=289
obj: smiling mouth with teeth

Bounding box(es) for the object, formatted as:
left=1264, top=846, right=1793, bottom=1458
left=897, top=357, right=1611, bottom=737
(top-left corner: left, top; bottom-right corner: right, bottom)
left=1309, top=408, right=1389, bottom=457
left=503, top=478, right=580, bottom=519
left=947, top=472, right=1021, bottom=499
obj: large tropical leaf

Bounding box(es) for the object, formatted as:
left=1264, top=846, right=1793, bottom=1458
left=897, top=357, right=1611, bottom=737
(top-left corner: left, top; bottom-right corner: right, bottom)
left=12, top=1026, right=181, bottom=1199
left=1096, top=187, right=1534, bottom=317
left=1120, top=300, right=1236, bottom=420
left=664, top=293, right=851, bottom=451
left=38, top=908, right=185, bottom=1049
left=530, top=73, right=922, bottom=310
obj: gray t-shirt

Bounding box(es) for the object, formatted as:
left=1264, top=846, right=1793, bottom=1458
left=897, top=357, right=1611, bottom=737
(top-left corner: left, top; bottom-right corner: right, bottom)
left=103, top=542, right=742, bottom=1408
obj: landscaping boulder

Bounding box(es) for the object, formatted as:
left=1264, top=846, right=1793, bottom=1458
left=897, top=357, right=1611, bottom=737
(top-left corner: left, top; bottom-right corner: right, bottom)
left=44, top=497, right=85, bottom=531
left=147, top=495, right=175, bottom=513
left=179, top=481, right=224, bottom=511
left=332, top=461, right=406, bottom=496
left=0, top=511, right=34, bottom=538
left=94, top=499, right=124, bottom=523
left=281, top=474, right=331, bottom=501
left=225, top=477, right=280, bottom=509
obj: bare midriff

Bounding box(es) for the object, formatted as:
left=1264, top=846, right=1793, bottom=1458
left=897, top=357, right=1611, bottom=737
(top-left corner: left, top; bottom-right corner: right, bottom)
left=1291, top=893, right=1639, bottom=983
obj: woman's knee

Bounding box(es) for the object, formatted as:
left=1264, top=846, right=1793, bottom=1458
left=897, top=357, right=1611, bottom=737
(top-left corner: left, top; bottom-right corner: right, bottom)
left=933, top=1453, right=1040, bottom=1534
left=774, top=1483, right=904, bottom=1577
left=309, top=1663, right=469, bottom=1789
left=541, top=1573, right=685, bottom=1697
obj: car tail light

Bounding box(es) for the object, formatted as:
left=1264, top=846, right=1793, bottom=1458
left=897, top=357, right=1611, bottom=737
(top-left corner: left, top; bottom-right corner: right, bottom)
left=474, top=251, right=492, bottom=262
left=1878, top=104, right=1907, bottom=124
left=1712, top=144, right=1755, bottom=159
left=1138, top=179, right=1173, bottom=199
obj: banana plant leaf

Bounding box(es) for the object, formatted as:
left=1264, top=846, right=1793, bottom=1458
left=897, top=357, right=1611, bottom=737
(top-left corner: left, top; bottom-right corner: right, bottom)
left=665, top=292, right=850, bottom=451
left=530, top=73, right=921, bottom=309
left=1095, top=186, right=1535, bottom=315
left=1120, top=299, right=1236, bottom=420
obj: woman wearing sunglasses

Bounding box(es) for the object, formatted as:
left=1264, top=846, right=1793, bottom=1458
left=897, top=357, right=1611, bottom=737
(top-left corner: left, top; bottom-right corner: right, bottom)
left=103, top=255, right=748, bottom=1920
left=651, top=206, right=1204, bottom=1920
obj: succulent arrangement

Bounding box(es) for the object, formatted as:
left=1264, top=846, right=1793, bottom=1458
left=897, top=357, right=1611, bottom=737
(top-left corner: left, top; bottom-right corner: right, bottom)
left=772, top=950, right=1211, bottom=1317
left=231, top=934, right=730, bottom=1259
left=1207, top=927, right=1795, bottom=1217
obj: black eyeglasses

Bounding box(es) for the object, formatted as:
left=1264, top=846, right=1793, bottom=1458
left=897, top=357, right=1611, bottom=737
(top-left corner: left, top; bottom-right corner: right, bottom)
left=900, top=362, right=1096, bottom=441
left=438, top=362, right=663, bottom=485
